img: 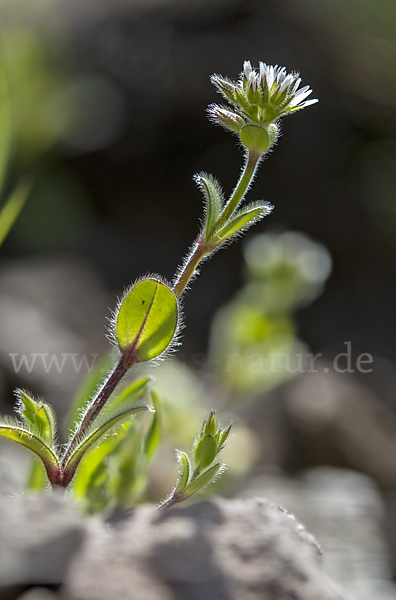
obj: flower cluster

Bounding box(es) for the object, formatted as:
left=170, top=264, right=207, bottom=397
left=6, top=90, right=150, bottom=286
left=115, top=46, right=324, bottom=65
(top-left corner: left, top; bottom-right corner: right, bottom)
left=208, top=61, right=318, bottom=154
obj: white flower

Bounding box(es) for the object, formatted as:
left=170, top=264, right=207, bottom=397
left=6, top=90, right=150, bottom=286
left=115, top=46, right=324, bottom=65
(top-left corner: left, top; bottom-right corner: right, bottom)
left=209, top=61, right=318, bottom=132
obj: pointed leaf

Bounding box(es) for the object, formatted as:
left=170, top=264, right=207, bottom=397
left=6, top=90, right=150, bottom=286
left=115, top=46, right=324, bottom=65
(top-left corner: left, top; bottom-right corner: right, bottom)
left=106, top=376, right=153, bottom=413
left=0, top=418, right=59, bottom=484
left=184, top=463, right=222, bottom=498
left=218, top=423, right=232, bottom=449
left=208, top=202, right=272, bottom=247
left=72, top=437, right=118, bottom=505
left=16, top=389, right=56, bottom=446
left=194, top=435, right=217, bottom=471
left=175, top=451, right=190, bottom=494
left=26, top=459, right=47, bottom=492
left=0, top=177, right=32, bottom=247
left=203, top=411, right=217, bottom=437
left=63, top=402, right=151, bottom=486
left=68, top=353, right=114, bottom=434
left=0, top=60, right=13, bottom=192
left=144, top=391, right=162, bottom=461
left=116, top=278, right=178, bottom=362
left=194, top=173, right=224, bottom=240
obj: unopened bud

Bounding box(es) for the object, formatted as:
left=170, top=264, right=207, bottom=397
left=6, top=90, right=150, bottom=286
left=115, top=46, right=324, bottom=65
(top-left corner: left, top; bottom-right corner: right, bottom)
left=203, top=411, right=218, bottom=437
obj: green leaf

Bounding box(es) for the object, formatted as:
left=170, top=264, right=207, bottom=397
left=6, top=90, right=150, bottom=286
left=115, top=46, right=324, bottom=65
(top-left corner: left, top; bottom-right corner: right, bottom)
left=72, top=437, right=118, bottom=509
left=0, top=417, right=59, bottom=484
left=218, top=423, right=232, bottom=449
left=0, top=177, right=32, bottom=248
left=63, top=402, right=150, bottom=486
left=116, top=278, right=178, bottom=362
left=26, top=458, right=47, bottom=492
left=143, top=391, right=162, bottom=461
left=16, top=389, right=57, bottom=446
left=67, top=353, right=114, bottom=434
left=194, top=435, right=217, bottom=471
left=106, top=376, right=153, bottom=413
left=184, top=462, right=222, bottom=498
left=108, top=422, right=147, bottom=508
left=203, top=411, right=217, bottom=437
left=0, top=59, right=13, bottom=192
left=175, top=451, right=190, bottom=494
left=194, top=173, right=224, bottom=241
left=239, top=125, right=269, bottom=153
left=72, top=419, right=149, bottom=512
left=208, top=202, right=272, bottom=247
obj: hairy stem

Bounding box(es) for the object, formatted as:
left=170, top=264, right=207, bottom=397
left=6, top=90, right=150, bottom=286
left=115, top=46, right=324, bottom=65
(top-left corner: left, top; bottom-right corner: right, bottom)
left=173, top=152, right=260, bottom=298
left=158, top=492, right=183, bottom=511
left=173, top=151, right=260, bottom=298
left=173, top=233, right=209, bottom=299
left=60, top=352, right=135, bottom=476
left=217, top=149, right=261, bottom=226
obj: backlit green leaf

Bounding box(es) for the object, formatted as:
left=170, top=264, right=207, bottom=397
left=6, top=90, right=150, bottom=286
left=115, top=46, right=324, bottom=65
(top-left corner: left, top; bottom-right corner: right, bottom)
left=208, top=202, right=272, bottom=247
left=175, top=451, right=190, bottom=493
left=67, top=353, right=114, bottom=434
left=16, top=389, right=56, bottom=446
left=26, top=459, right=47, bottom=492
left=116, top=278, right=178, bottom=362
left=72, top=437, right=118, bottom=509
left=0, top=59, right=13, bottom=192
left=0, top=417, right=59, bottom=484
left=106, top=376, right=153, bottom=413
left=144, top=390, right=162, bottom=460
left=194, top=435, right=217, bottom=471
left=194, top=173, right=224, bottom=240
left=63, top=402, right=150, bottom=486
left=184, top=462, right=222, bottom=498
left=0, top=177, right=32, bottom=247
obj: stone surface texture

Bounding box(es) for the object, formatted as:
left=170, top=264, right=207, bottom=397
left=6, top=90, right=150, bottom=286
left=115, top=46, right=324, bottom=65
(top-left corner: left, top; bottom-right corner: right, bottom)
left=0, top=492, right=347, bottom=600
left=64, top=497, right=345, bottom=600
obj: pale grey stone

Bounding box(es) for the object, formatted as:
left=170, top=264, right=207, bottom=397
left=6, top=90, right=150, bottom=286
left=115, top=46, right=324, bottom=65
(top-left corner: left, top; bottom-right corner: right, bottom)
left=63, top=497, right=345, bottom=600
left=0, top=492, right=85, bottom=591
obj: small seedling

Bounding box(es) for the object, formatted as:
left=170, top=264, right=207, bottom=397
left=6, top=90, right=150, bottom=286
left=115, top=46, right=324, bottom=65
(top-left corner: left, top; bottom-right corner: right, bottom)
left=0, top=62, right=317, bottom=507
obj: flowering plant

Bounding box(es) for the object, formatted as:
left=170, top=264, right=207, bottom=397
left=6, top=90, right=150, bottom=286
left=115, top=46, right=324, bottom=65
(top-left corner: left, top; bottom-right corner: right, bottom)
left=0, top=62, right=317, bottom=511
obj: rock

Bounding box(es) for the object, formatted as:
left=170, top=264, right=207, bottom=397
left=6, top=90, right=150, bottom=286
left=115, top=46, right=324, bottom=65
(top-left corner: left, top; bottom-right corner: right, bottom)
left=242, top=468, right=396, bottom=600
left=16, top=588, right=59, bottom=600
left=0, top=490, right=346, bottom=600
left=62, top=497, right=345, bottom=600
left=0, top=491, right=85, bottom=592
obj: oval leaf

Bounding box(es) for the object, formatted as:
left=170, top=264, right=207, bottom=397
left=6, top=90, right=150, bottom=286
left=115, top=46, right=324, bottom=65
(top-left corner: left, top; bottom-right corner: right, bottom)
left=194, top=435, right=217, bottom=471
left=116, top=278, right=178, bottom=362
